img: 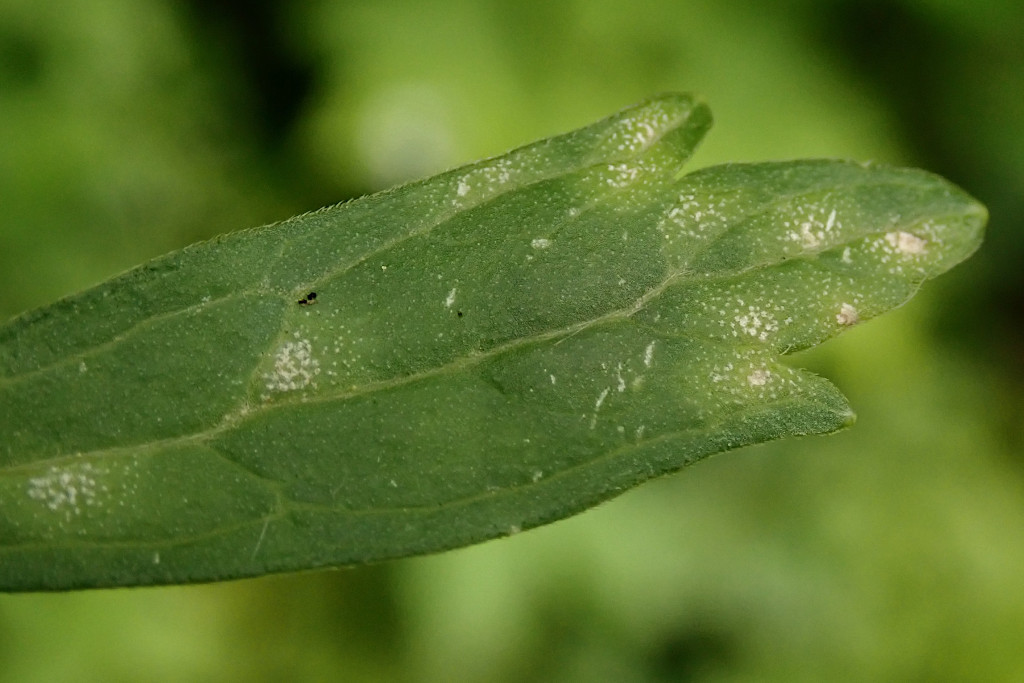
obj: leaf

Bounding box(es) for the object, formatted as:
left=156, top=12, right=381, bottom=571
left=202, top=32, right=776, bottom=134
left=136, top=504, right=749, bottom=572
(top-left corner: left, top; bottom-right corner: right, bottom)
left=0, top=94, right=985, bottom=591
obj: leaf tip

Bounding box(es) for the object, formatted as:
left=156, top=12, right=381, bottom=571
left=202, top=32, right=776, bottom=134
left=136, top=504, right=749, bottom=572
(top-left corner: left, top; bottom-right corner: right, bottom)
left=599, top=92, right=713, bottom=168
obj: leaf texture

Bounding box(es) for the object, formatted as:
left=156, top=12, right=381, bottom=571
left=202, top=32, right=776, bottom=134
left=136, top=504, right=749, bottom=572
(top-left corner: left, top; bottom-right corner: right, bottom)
left=0, top=94, right=986, bottom=590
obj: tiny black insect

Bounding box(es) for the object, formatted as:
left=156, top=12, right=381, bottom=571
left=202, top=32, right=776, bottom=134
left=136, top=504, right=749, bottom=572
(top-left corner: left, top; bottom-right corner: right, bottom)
left=297, top=292, right=317, bottom=305
left=457, top=310, right=464, bottom=318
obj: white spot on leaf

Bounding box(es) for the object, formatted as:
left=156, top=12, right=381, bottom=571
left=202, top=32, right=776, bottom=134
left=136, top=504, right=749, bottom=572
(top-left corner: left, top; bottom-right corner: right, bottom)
left=800, top=223, right=821, bottom=248
left=264, top=339, right=320, bottom=394
left=445, top=287, right=457, bottom=308
left=643, top=341, right=656, bottom=367
left=531, top=238, right=551, bottom=249
left=605, top=163, right=640, bottom=188
left=27, top=462, right=108, bottom=520
left=734, top=306, right=779, bottom=342
left=747, top=369, right=771, bottom=387
left=836, top=303, right=859, bottom=326
left=591, top=387, right=611, bottom=429
left=885, top=231, right=927, bottom=255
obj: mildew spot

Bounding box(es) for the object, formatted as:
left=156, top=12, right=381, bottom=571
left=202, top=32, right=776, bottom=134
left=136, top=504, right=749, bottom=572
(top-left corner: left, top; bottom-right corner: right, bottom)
left=445, top=287, right=457, bottom=308
left=452, top=160, right=514, bottom=207
left=644, top=341, right=656, bottom=367
left=531, top=238, right=551, bottom=249
left=590, top=387, right=611, bottom=429
left=747, top=368, right=771, bottom=387
left=734, top=306, right=779, bottom=342
left=607, top=104, right=674, bottom=154
left=836, top=303, right=859, bottom=326
left=710, top=362, right=734, bottom=383
left=799, top=222, right=822, bottom=248
left=264, top=338, right=320, bottom=394
left=27, top=462, right=109, bottom=520
left=885, top=231, right=927, bottom=255
left=604, top=163, right=640, bottom=189
left=783, top=205, right=841, bottom=252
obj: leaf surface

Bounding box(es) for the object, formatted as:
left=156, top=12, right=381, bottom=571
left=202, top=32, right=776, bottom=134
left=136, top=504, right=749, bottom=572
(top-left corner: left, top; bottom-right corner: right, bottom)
left=0, top=94, right=985, bottom=590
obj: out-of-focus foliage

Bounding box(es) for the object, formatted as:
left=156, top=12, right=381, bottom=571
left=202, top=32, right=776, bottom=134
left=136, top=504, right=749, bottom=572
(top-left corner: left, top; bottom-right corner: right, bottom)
left=0, top=0, right=1020, bottom=680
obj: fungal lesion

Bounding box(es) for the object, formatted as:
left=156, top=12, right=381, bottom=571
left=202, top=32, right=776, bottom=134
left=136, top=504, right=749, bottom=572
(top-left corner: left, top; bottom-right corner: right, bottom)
left=783, top=205, right=842, bottom=252
left=262, top=336, right=321, bottom=397
left=451, top=158, right=514, bottom=207
left=733, top=305, right=780, bottom=342
left=24, top=460, right=111, bottom=522
left=884, top=231, right=927, bottom=256
left=836, top=303, right=859, bottom=326
left=746, top=368, right=771, bottom=387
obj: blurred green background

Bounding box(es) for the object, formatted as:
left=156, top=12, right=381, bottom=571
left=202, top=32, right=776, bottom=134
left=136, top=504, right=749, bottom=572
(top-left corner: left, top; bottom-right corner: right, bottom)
left=1, top=0, right=1022, bottom=680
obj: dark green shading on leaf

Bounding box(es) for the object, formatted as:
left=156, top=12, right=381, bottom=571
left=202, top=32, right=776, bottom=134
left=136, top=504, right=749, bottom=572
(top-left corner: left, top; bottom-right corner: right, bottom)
left=0, top=94, right=986, bottom=591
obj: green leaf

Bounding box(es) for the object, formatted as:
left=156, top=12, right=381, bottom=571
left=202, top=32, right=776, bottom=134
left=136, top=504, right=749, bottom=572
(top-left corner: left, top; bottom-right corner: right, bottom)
left=0, top=94, right=985, bottom=591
